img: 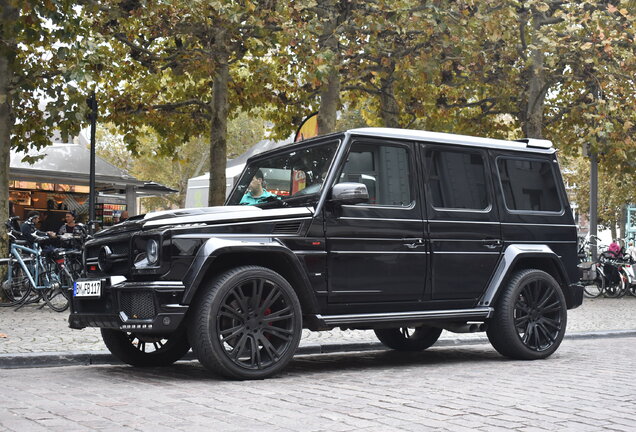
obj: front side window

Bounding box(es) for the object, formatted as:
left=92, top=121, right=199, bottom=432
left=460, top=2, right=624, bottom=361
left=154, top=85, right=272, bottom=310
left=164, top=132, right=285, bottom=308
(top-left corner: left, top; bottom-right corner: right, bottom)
left=426, top=148, right=489, bottom=211
left=227, top=141, right=339, bottom=207
left=497, top=157, right=562, bottom=212
left=338, top=143, right=412, bottom=206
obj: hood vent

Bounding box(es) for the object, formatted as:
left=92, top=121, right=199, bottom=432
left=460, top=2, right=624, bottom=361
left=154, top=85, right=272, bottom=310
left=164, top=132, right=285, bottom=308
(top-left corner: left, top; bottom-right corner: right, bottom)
left=272, top=221, right=302, bottom=235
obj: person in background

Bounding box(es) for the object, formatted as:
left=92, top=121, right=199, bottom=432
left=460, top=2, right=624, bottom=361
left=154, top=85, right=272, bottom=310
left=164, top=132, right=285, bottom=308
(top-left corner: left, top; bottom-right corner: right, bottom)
left=20, top=211, right=56, bottom=248
left=240, top=169, right=277, bottom=205
left=119, top=210, right=129, bottom=222
left=58, top=211, right=78, bottom=235
left=608, top=239, right=622, bottom=258
left=626, top=240, right=636, bottom=261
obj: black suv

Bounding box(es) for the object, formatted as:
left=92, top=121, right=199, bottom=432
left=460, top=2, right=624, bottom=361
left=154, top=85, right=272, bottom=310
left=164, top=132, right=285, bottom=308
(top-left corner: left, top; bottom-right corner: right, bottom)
left=70, top=128, right=583, bottom=379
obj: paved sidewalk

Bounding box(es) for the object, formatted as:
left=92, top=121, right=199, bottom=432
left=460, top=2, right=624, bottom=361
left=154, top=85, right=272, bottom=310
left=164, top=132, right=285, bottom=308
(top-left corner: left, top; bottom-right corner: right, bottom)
left=0, top=296, right=635, bottom=367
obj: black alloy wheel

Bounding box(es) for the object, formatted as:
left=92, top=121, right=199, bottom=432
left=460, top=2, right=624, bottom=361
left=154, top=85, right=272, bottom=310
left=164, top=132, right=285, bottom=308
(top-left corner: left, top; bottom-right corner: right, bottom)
left=374, top=326, right=442, bottom=351
left=487, top=269, right=567, bottom=360
left=101, top=328, right=191, bottom=367
left=188, top=266, right=302, bottom=380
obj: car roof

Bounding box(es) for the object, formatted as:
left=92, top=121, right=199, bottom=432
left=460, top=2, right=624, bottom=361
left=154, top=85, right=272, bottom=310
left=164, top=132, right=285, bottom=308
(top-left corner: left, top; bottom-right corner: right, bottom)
left=247, top=128, right=555, bottom=165
left=347, top=128, right=556, bottom=153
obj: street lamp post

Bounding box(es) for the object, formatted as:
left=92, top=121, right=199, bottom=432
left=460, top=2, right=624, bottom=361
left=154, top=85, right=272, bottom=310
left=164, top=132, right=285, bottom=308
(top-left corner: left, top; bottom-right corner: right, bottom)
left=87, top=91, right=97, bottom=233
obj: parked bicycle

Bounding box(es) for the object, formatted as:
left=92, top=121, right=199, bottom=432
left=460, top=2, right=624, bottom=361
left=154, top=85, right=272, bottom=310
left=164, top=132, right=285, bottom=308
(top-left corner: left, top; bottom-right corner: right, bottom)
left=0, top=217, right=76, bottom=311
left=578, top=235, right=636, bottom=298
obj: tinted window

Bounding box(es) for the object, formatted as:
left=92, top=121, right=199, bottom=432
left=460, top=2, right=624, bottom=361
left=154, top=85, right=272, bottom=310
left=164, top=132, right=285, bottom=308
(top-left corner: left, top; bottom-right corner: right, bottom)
left=497, top=158, right=561, bottom=212
left=427, top=149, right=489, bottom=210
left=339, top=144, right=412, bottom=206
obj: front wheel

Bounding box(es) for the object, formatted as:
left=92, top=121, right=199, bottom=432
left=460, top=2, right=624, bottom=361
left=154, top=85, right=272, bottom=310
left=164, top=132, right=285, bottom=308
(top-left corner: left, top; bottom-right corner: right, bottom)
left=487, top=269, right=567, bottom=360
left=101, top=328, right=191, bottom=367
left=188, top=266, right=302, bottom=380
left=374, top=326, right=442, bottom=351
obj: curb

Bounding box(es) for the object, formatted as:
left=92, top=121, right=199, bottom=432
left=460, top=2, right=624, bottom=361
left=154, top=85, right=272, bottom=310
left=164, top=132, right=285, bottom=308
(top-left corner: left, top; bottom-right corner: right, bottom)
left=1, top=330, right=635, bottom=370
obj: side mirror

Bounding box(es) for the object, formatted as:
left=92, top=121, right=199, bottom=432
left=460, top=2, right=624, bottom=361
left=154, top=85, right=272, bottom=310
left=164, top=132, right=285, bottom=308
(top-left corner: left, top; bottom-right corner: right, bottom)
left=331, top=182, right=369, bottom=205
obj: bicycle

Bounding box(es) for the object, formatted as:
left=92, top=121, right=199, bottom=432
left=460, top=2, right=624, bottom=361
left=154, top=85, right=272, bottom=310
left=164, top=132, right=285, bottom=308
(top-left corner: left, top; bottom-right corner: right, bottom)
left=578, top=235, right=608, bottom=298
left=0, top=217, right=70, bottom=312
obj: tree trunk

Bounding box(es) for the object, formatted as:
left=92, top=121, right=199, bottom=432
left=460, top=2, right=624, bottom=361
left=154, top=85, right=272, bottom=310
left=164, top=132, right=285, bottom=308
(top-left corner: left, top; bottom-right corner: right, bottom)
left=317, top=0, right=340, bottom=135
left=519, top=12, right=547, bottom=139
left=379, top=63, right=400, bottom=128
left=0, top=4, right=18, bottom=289
left=208, top=43, right=229, bottom=207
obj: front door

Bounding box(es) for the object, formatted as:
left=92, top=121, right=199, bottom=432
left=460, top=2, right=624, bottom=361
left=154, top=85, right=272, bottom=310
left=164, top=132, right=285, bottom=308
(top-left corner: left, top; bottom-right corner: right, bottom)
left=325, top=138, right=427, bottom=303
left=420, top=144, right=502, bottom=301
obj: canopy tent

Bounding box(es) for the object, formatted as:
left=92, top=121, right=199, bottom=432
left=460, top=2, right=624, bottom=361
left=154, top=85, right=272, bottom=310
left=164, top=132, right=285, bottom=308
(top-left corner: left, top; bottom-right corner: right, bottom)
left=9, top=138, right=176, bottom=224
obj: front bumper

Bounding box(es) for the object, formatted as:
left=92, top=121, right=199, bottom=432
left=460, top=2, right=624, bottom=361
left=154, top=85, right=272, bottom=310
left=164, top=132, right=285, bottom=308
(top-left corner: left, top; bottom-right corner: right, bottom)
left=68, top=279, right=188, bottom=334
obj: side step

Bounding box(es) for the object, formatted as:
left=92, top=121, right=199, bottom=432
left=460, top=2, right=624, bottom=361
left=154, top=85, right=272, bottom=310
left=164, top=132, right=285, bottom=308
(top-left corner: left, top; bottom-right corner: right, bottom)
left=314, top=307, right=494, bottom=327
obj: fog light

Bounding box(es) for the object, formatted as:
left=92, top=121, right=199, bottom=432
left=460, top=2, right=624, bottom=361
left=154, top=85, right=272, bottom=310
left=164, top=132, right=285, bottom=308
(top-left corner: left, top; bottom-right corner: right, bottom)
left=162, top=317, right=171, bottom=326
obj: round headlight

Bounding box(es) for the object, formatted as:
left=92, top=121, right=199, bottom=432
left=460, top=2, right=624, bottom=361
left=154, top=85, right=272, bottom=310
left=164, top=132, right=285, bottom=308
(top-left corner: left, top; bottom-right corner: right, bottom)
left=146, top=239, right=159, bottom=265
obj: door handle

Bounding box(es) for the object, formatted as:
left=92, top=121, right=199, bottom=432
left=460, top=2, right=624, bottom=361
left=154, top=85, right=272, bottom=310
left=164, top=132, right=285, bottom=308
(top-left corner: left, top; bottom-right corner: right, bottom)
left=482, top=239, right=502, bottom=249
left=404, top=238, right=426, bottom=249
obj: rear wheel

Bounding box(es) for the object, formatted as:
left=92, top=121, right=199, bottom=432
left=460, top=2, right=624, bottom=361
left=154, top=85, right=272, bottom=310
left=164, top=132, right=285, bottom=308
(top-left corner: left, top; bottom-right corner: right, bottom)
left=374, top=326, right=442, bottom=351
left=101, top=328, right=191, bottom=367
left=487, top=269, right=567, bottom=360
left=188, top=266, right=302, bottom=380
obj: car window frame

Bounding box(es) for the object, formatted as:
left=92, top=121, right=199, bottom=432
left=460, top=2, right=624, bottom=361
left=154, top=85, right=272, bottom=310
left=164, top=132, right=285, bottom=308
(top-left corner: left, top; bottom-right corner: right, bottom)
left=495, top=155, right=565, bottom=216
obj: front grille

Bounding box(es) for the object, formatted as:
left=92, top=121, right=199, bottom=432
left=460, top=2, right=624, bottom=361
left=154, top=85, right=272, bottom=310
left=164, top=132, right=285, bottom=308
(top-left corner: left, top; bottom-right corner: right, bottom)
left=120, top=291, right=156, bottom=319
left=86, top=239, right=130, bottom=276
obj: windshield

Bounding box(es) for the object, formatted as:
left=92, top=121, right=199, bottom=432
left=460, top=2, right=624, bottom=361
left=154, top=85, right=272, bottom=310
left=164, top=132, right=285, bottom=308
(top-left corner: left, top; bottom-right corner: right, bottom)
left=227, top=141, right=339, bottom=207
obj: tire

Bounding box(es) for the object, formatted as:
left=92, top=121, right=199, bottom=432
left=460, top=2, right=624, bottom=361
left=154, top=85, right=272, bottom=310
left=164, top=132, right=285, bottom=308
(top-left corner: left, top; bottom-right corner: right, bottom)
left=188, top=265, right=302, bottom=380
left=101, top=328, right=191, bottom=367
left=374, top=326, right=442, bottom=351
left=40, top=264, right=69, bottom=312
left=1, top=262, right=32, bottom=306
left=583, top=274, right=604, bottom=298
left=487, top=269, right=567, bottom=360
left=604, top=279, right=622, bottom=298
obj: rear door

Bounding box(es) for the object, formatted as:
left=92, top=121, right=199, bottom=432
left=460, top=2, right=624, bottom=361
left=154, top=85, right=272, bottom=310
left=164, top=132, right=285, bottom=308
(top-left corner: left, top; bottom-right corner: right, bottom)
left=420, top=143, right=502, bottom=301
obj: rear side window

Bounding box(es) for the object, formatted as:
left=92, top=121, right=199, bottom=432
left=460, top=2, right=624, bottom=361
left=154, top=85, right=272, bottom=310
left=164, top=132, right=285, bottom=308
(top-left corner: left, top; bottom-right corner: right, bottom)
left=426, top=149, right=489, bottom=211
left=497, top=158, right=562, bottom=212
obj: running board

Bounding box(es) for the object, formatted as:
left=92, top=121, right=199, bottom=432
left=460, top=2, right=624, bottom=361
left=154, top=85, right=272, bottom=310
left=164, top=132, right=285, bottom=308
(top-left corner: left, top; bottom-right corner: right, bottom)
left=315, top=307, right=494, bottom=327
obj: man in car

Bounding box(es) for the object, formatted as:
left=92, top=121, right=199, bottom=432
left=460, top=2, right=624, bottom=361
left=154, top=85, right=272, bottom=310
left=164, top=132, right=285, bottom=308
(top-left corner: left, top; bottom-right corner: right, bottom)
left=240, top=169, right=277, bottom=205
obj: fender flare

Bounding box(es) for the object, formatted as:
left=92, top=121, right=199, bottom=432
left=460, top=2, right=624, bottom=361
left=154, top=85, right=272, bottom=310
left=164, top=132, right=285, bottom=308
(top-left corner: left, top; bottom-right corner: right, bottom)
left=478, top=244, right=570, bottom=308
left=181, top=237, right=318, bottom=312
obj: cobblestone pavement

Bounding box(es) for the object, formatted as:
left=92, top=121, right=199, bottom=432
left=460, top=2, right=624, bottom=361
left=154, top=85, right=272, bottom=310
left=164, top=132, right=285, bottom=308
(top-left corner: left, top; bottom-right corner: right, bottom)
left=0, top=296, right=634, bottom=355
left=0, top=335, right=634, bottom=431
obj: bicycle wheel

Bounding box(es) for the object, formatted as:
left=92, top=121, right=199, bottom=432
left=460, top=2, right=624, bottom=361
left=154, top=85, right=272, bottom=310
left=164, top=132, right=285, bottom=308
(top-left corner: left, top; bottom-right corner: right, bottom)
left=583, top=274, right=604, bottom=298
left=40, top=262, right=69, bottom=312
left=604, top=279, right=622, bottom=298
left=1, top=261, right=33, bottom=306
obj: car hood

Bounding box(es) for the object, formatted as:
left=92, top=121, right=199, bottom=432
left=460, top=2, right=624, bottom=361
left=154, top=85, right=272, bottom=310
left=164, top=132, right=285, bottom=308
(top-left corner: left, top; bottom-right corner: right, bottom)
left=93, top=206, right=314, bottom=237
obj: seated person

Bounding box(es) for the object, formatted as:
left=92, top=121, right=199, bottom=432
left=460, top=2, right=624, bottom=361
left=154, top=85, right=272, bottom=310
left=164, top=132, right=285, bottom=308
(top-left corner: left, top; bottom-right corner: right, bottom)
left=20, top=211, right=56, bottom=249
left=240, top=169, right=277, bottom=205
left=57, top=210, right=86, bottom=248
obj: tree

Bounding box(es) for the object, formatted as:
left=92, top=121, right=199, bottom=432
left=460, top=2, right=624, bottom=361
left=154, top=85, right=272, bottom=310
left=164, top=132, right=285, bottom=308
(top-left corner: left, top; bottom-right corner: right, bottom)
left=86, top=0, right=292, bottom=206
left=95, top=111, right=268, bottom=211
left=1, top=1, right=88, bottom=283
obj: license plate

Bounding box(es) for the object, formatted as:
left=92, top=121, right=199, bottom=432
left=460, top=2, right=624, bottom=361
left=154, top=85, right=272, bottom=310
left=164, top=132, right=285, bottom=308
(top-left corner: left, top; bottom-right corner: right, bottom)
left=74, top=279, right=102, bottom=298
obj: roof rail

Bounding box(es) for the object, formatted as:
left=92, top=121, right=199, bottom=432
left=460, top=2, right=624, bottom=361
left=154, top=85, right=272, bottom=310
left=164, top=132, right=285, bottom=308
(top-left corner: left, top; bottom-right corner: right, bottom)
left=515, top=138, right=553, bottom=148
